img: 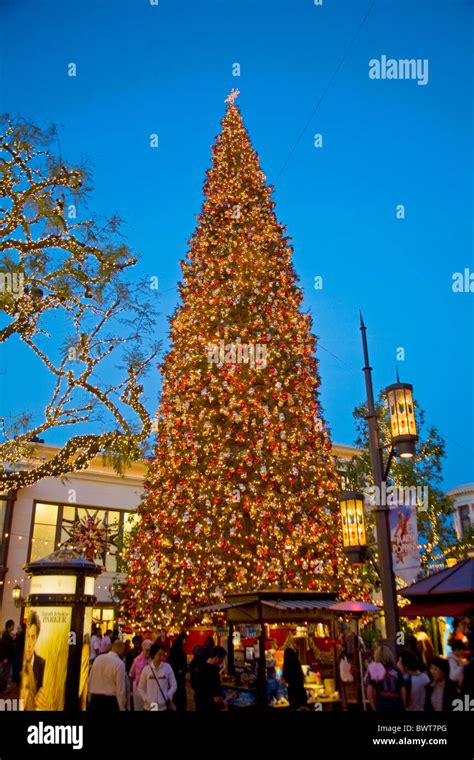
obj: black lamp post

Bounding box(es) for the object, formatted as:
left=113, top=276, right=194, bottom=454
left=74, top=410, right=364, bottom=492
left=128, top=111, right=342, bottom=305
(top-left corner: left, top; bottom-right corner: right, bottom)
left=348, top=313, right=419, bottom=655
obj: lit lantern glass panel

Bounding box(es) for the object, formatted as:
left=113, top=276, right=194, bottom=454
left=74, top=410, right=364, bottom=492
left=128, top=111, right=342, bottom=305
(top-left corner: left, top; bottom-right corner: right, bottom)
left=339, top=493, right=366, bottom=549
left=385, top=382, right=418, bottom=458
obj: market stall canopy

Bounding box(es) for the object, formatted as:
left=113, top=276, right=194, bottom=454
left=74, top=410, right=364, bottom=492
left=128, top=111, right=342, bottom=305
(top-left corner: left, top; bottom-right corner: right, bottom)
left=200, top=590, right=338, bottom=623
left=398, top=556, right=474, bottom=618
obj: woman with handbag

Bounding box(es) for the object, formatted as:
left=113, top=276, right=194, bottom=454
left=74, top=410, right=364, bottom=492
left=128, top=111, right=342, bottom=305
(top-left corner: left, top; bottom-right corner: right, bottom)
left=137, top=643, right=177, bottom=712
left=129, top=639, right=152, bottom=711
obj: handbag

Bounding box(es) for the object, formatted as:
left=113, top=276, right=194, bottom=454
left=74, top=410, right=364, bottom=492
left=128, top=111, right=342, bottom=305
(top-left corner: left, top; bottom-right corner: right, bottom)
left=149, top=665, right=174, bottom=711
left=339, top=656, right=354, bottom=684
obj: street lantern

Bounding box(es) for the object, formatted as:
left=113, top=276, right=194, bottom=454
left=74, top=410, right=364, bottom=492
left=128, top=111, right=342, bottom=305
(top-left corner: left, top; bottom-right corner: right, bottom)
left=385, top=381, right=418, bottom=458
left=12, top=584, right=23, bottom=607
left=339, top=492, right=367, bottom=565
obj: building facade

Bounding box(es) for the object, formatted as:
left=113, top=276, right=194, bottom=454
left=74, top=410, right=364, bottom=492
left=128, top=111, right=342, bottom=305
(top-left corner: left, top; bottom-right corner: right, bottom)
left=0, top=445, right=145, bottom=628
left=2, top=443, right=470, bottom=630
left=447, top=483, right=474, bottom=540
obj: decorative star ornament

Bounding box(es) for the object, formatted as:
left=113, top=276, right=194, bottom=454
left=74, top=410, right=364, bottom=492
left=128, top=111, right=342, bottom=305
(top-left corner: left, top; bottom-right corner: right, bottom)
left=225, top=88, right=240, bottom=106
left=61, top=508, right=118, bottom=566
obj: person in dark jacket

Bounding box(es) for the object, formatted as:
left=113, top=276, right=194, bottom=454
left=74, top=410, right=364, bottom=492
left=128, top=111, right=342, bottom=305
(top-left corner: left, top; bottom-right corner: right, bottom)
left=461, top=657, right=474, bottom=699
left=168, top=632, right=188, bottom=712
left=189, top=646, right=207, bottom=690
left=125, top=635, right=142, bottom=674
left=203, top=636, right=215, bottom=657
left=282, top=648, right=308, bottom=710
left=193, top=646, right=228, bottom=713
left=189, top=638, right=214, bottom=691
left=425, top=657, right=458, bottom=711
left=0, top=619, right=15, bottom=693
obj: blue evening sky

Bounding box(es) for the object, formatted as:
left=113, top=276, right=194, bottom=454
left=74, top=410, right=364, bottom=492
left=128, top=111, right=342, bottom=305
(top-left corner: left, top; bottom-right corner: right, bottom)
left=0, top=0, right=472, bottom=489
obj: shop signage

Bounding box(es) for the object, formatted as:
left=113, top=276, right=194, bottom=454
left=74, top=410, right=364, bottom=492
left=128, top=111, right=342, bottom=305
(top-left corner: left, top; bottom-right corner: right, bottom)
left=240, top=625, right=261, bottom=638
left=390, top=499, right=421, bottom=584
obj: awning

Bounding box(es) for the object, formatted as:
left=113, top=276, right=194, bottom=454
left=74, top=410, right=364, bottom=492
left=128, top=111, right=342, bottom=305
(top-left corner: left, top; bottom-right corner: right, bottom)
left=261, top=599, right=336, bottom=612
left=399, top=557, right=474, bottom=598
left=400, top=600, right=473, bottom=618
left=199, top=602, right=236, bottom=613
left=397, top=556, right=474, bottom=617
left=199, top=599, right=335, bottom=614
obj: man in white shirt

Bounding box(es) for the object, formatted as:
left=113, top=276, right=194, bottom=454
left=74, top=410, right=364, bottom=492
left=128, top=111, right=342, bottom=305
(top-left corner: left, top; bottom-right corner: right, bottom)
left=88, top=640, right=127, bottom=712
left=137, top=643, right=177, bottom=711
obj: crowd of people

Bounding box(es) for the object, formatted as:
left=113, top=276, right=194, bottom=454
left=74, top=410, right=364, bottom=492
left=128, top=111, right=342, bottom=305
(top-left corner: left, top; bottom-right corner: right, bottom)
left=86, top=628, right=321, bottom=713
left=339, top=622, right=473, bottom=712
left=363, top=643, right=471, bottom=711
left=2, top=615, right=473, bottom=713
left=87, top=627, right=228, bottom=713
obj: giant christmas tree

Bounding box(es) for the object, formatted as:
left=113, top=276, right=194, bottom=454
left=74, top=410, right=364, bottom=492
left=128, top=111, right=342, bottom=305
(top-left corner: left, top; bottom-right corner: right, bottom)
left=123, top=91, right=364, bottom=629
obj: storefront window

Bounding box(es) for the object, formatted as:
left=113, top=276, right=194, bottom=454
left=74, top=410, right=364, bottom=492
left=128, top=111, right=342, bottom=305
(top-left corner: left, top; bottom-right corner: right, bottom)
left=29, top=502, right=132, bottom=571
left=30, top=502, right=58, bottom=561
left=92, top=606, right=116, bottom=633
left=0, top=499, right=6, bottom=539
left=0, top=495, right=14, bottom=571
left=105, top=511, right=120, bottom=572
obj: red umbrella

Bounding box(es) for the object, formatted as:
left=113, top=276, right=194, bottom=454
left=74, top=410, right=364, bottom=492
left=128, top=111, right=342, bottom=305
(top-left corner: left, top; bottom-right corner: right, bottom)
left=330, top=601, right=381, bottom=613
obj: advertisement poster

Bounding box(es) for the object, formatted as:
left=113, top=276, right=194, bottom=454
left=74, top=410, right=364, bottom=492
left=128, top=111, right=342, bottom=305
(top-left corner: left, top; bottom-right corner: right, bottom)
left=390, top=503, right=421, bottom=585
left=20, top=607, right=72, bottom=711
left=79, top=607, right=93, bottom=711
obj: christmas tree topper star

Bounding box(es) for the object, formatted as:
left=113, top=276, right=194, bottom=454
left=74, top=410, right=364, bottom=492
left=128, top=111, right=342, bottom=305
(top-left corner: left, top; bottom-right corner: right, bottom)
left=225, top=88, right=240, bottom=105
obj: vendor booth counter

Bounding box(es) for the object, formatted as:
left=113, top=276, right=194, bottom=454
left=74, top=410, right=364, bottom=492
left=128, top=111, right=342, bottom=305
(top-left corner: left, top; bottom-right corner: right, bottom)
left=201, top=590, right=344, bottom=710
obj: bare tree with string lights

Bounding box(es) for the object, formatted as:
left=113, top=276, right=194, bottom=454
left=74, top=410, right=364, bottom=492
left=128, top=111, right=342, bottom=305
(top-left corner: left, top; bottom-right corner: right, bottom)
left=0, top=115, right=160, bottom=491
